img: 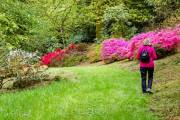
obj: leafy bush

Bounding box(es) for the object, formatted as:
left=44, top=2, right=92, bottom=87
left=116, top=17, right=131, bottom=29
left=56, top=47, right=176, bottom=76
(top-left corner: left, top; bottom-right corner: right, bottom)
left=128, top=25, right=180, bottom=59
left=61, top=52, right=88, bottom=67
left=75, top=43, right=89, bottom=52
left=0, top=0, right=59, bottom=53
left=41, top=48, right=68, bottom=67
left=101, top=38, right=129, bottom=63
left=87, top=44, right=102, bottom=63
left=41, top=43, right=88, bottom=67
left=0, top=40, right=12, bottom=67
left=7, top=49, right=40, bottom=65
left=0, top=0, right=179, bottom=53
left=161, top=9, right=180, bottom=28
left=145, top=0, right=179, bottom=23
left=0, top=51, right=47, bottom=89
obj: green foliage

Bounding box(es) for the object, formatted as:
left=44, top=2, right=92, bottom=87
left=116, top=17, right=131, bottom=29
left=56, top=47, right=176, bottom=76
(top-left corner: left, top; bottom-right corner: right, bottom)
left=0, top=0, right=179, bottom=53
left=0, top=0, right=58, bottom=52
left=61, top=52, right=88, bottom=67
left=160, top=8, right=180, bottom=28
left=155, top=48, right=175, bottom=59
left=48, top=52, right=88, bottom=67
left=91, top=0, right=154, bottom=39
left=50, top=52, right=87, bottom=67
left=0, top=40, right=14, bottom=67
left=145, top=0, right=179, bottom=23
left=87, top=44, right=102, bottom=63
left=0, top=49, right=47, bottom=89
left=103, top=4, right=137, bottom=38
left=46, top=43, right=89, bottom=67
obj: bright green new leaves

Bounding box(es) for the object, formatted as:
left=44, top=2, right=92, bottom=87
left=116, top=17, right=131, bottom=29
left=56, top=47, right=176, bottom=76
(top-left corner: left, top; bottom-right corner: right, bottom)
left=0, top=0, right=179, bottom=53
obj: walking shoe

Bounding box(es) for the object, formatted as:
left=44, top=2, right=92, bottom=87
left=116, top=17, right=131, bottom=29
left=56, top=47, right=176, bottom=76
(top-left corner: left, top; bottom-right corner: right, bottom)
left=148, top=91, right=153, bottom=94
left=142, top=91, right=147, bottom=95
left=146, top=88, right=153, bottom=94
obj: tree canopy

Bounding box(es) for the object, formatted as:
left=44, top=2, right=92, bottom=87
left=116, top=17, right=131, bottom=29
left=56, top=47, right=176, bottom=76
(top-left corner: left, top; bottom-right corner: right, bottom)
left=0, top=0, right=179, bottom=52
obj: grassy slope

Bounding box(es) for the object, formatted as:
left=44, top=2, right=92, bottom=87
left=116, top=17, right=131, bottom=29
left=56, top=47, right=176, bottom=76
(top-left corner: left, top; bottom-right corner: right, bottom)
left=150, top=53, right=180, bottom=120
left=119, top=53, right=180, bottom=120
left=0, top=63, right=158, bottom=120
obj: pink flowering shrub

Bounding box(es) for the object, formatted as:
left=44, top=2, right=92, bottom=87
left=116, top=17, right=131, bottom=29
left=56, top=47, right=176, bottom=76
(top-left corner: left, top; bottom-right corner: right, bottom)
left=101, top=38, right=128, bottom=63
left=127, top=31, right=157, bottom=59
left=101, top=25, right=180, bottom=63
left=128, top=25, right=180, bottom=59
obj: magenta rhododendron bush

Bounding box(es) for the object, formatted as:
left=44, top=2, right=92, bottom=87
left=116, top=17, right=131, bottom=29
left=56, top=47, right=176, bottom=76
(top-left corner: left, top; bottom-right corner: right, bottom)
left=127, top=31, right=156, bottom=59
left=101, top=38, right=129, bottom=61
left=101, top=25, right=180, bottom=62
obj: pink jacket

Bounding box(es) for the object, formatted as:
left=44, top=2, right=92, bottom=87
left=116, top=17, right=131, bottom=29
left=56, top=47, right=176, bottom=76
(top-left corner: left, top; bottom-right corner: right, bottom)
left=137, top=45, right=157, bottom=68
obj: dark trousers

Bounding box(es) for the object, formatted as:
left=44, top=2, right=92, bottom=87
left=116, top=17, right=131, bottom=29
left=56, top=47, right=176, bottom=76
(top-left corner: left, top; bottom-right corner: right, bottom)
left=140, top=67, right=154, bottom=93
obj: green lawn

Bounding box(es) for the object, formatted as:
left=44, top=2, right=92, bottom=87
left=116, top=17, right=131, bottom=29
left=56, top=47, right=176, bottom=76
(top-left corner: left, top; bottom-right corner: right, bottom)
left=0, top=63, right=158, bottom=120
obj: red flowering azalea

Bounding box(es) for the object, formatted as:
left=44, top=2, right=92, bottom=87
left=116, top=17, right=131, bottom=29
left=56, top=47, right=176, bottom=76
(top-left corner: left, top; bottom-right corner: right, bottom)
left=68, top=43, right=76, bottom=50
left=41, top=43, right=76, bottom=66
left=55, top=48, right=62, bottom=53
left=41, top=52, right=58, bottom=65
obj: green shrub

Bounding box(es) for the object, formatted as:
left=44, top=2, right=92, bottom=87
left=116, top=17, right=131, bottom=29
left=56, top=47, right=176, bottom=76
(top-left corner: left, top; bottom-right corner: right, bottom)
left=50, top=52, right=88, bottom=67
left=62, top=43, right=89, bottom=67
left=87, top=44, right=102, bottom=63
left=161, top=9, right=180, bottom=27
left=0, top=0, right=58, bottom=53
left=0, top=53, right=47, bottom=89
left=154, top=46, right=176, bottom=59
left=62, top=52, right=88, bottom=67
left=75, top=43, right=89, bottom=52
left=46, top=43, right=89, bottom=67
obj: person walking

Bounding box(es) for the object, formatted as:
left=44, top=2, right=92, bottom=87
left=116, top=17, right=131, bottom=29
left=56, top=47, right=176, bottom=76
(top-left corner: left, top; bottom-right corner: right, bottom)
left=137, top=38, right=157, bottom=94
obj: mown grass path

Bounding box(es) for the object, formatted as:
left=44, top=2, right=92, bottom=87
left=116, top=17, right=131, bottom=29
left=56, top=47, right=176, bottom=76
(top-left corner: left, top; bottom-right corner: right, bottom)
left=0, top=63, right=158, bottom=120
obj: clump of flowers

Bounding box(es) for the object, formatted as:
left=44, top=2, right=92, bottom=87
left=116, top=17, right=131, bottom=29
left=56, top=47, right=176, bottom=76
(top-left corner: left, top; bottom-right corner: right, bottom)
left=128, top=25, right=180, bottom=59
left=127, top=31, right=157, bottom=59
left=101, top=25, right=180, bottom=62
left=101, top=38, right=128, bottom=62
left=0, top=49, right=48, bottom=89
left=7, top=49, right=40, bottom=65
left=41, top=43, right=76, bottom=66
